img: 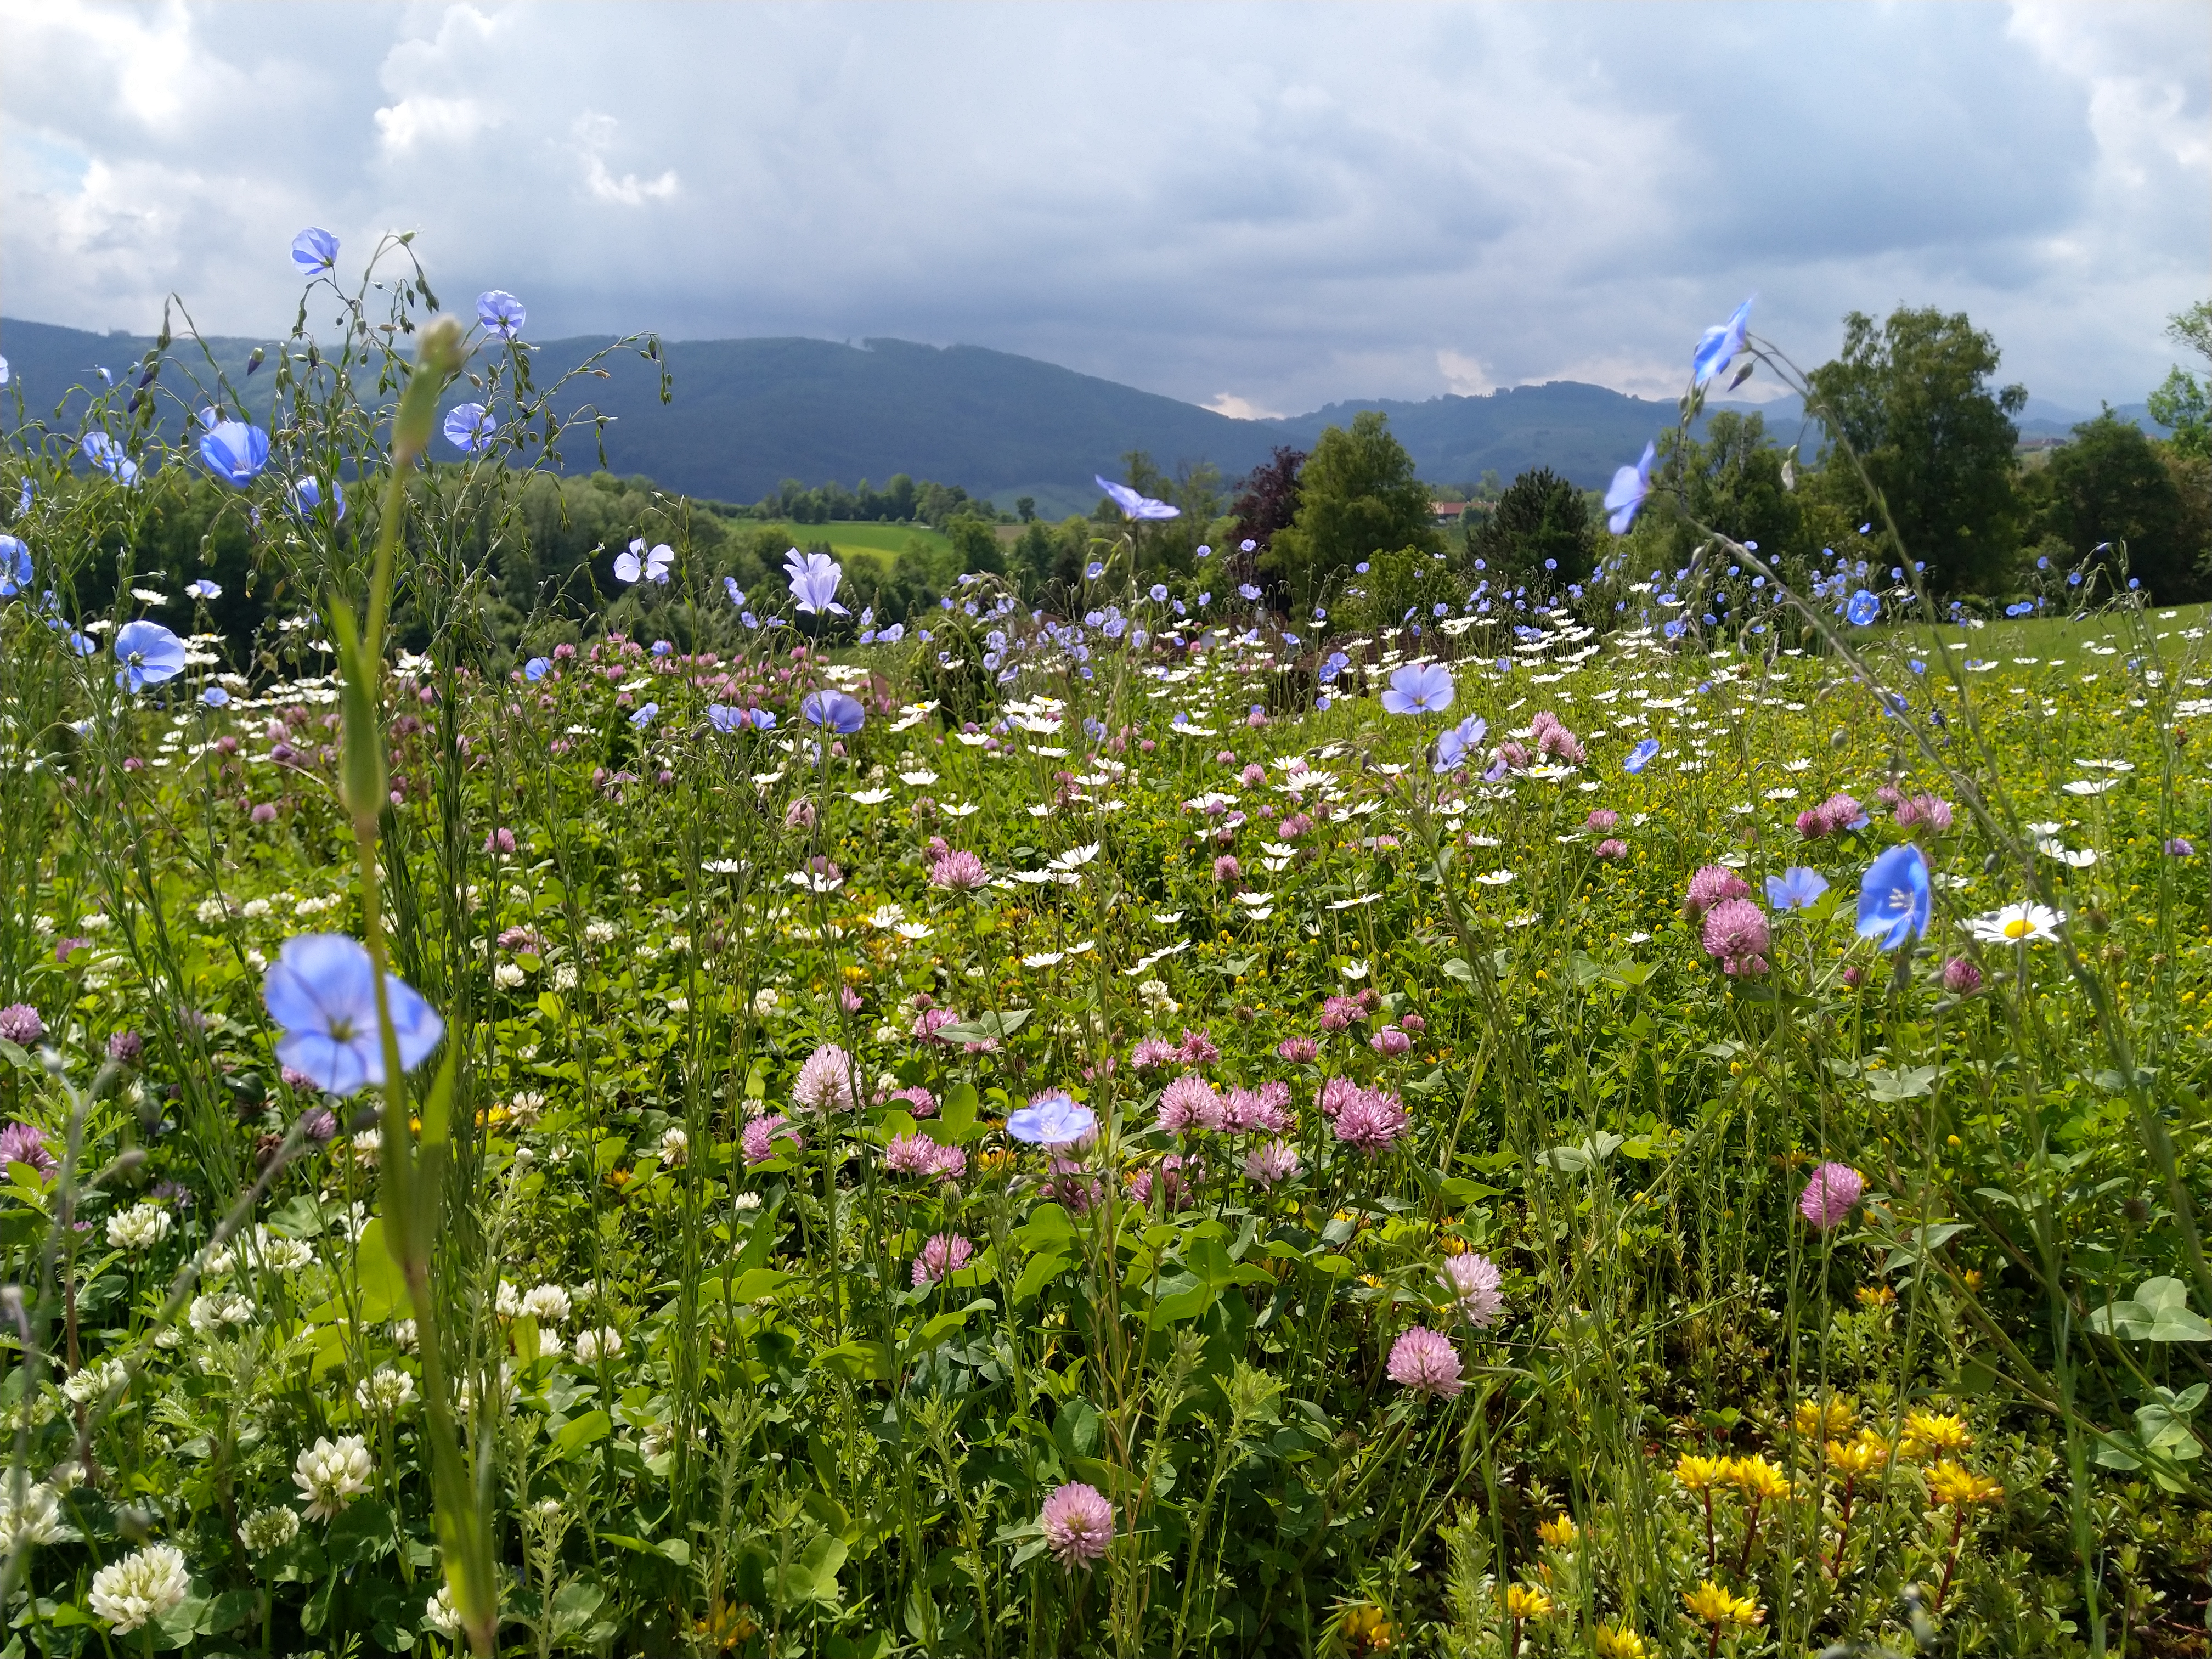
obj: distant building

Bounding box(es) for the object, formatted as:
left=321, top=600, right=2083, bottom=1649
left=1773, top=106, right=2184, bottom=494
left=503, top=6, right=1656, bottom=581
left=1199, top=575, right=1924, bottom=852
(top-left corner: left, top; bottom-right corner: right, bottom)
left=1431, top=501, right=1470, bottom=526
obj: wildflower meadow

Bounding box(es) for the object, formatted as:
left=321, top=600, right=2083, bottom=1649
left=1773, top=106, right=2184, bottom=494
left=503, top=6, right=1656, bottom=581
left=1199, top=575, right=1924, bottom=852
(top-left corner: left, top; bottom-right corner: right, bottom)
left=0, top=235, right=2207, bottom=1657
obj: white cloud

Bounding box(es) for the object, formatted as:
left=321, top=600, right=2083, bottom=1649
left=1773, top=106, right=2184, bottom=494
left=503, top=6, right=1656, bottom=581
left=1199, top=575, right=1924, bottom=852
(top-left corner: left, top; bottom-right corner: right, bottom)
left=1204, top=393, right=1285, bottom=421
left=1436, top=351, right=1493, bottom=398
left=573, top=114, right=678, bottom=206
left=0, top=1, right=2202, bottom=415
left=374, top=96, right=494, bottom=156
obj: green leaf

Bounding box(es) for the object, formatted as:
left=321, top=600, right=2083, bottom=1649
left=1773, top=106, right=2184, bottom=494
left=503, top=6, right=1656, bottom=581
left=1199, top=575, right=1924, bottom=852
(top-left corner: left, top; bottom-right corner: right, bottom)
left=1052, top=1397, right=1101, bottom=1461
left=1145, top=1267, right=1215, bottom=1328
left=1010, top=1203, right=1076, bottom=1253
left=773, top=1533, right=848, bottom=1608
left=939, top=1083, right=979, bottom=1139
left=817, top=1339, right=894, bottom=1381
left=551, top=1409, right=612, bottom=1459
left=930, top=1009, right=1032, bottom=1046
left=1866, top=1064, right=1939, bottom=1102
left=1012, top=1251, right=1070, bottom=1305
left=2092, top=1278, right=2212, bottom=1342
left=1441, top=957, right=1475, bottom=985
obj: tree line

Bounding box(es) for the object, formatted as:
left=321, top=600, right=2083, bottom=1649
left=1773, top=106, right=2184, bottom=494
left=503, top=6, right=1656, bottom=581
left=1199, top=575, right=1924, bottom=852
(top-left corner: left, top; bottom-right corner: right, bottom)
left=39, top=298, right=2212, bottom=669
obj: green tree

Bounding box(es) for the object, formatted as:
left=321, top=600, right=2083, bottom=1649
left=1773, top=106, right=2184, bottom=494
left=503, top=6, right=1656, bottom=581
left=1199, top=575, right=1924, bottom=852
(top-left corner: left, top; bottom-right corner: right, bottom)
left=1262, top=411, right=1438, bottom=609
left=1469, top=467, right=1596, bottom=587
left=2024, top=411, right=2196, bottom=601
left=1804, top=306, right=2025, bottom=594
left=2148, top=369, right=2210, bottom=460
left=944, top=511, right=1005, bottom=575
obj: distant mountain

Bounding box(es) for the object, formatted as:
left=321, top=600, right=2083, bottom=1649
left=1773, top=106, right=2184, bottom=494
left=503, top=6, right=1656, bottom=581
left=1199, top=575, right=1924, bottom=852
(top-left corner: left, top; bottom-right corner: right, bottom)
left=1, top=316, right=2160, bottom=511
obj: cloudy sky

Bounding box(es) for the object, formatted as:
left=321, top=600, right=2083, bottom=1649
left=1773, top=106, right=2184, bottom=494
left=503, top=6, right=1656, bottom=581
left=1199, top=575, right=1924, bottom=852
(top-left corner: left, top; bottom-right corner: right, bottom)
left=3, top=1, right=2205, bottom=417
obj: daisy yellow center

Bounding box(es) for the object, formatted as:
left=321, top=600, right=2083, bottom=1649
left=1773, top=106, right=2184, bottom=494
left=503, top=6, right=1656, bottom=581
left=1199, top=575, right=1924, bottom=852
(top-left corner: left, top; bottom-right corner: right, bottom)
left=2004, top=918, right=2033, bottom=939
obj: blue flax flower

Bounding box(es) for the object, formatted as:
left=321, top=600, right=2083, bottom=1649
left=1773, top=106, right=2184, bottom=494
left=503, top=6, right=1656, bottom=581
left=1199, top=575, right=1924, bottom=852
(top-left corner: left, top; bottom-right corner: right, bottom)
left=1846, top=590, right=1880, bottom=627
left=1765, top=867, right=1829, bottom=910
left=1856, top=843, right=1931, bottom=951
left=287, top=475, right=345, bottom=521
left=1381, top=662, right=1454, bottom=715
left=201, top=685, right=230, bottom=707
left=1692, top=296, right=1754, bottom=388
left=262, top=933, right=444, bottom=1097
left=783, top=549, right=847, bottom=615
left=802, top=691, right=865, bottom=733
left=81, top=433, right=137, bottom=486
left=113, top=620, right=185, bottom=692
left=523, top=657, right=552, bottom=682
left=628, top=701, right=659, bottom=729
left=1007, top=1091, right=1095, bottom=1146
left=1434, top=715, right=1488, bottom=772
left=1093, top=475, right=1180, bottom=521
left=1604, top=442, right=1655, bottom=535
left=200, top=421, right=270, bottom=487
left=290, top=227, right=339, bottom=274
left=476, top=290, right=526, bottom=339
left=443, top=403, right=495, bottom=454
left=0, top=536, right=29, bottom=597
left=616, top=539, right=674, bottom=584
left=1624, top=738, right=1661, bottom=774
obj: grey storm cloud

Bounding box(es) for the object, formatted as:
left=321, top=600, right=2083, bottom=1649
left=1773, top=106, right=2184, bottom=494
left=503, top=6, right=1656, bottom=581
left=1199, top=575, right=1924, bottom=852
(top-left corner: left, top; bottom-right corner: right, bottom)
left=2, top=0, right=2204, bottom=416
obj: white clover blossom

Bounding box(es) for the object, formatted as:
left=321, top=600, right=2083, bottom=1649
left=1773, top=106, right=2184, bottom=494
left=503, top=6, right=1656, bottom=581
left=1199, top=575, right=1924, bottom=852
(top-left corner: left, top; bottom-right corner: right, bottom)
left=240, top=1504, right=300, bottom=1558
left=187, top=1291, right=253, bottom=1334
left=89, top=1543, right=190, bottom=1633
left=292, top=1434, right=373, bottom=1521
left=425, top=1583, right=463, bottom=1637
left=355, top=1367, right=418, bottom=1414
left=106, top=1202, right=172, bottom=1250
left=0, top=1482, right=75, bottom=1551
left=522, top=1283, right=572, bottom=1324
left=60, top=1358, right=128, bottom=1406
left=573, top=1326, right=624, bottom=1363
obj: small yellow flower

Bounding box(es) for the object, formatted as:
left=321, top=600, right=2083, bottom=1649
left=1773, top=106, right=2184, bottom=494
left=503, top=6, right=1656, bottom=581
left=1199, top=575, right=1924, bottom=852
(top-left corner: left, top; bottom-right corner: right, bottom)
left=1339, top=1602, right=1394, bottom=1654
left=1900, top=1411, right=1973, bottom=1460
left=1925, top=1460, right=2005, bottom=1509
left=1962, top=1268, right=1984, bottom=1294
left=1503, top=1583, right=1554, bottom=1620
left=1681, top=1581, right=1764, bottom=1628
left=1794, top=1396, right=1855, bottom=1440
left=1826, top=1433, right=1890, bottom=1480
left=1674, top=1453, right=1731, bottom=1494
left=1727, top=1454, right=1791, bottom=1503
left=1857, top=1284, right=1897, bottom=1310
left=1594, top=1627, right=1649, bottom=1659
left=1535, top=1513, right=1579, bottom=1550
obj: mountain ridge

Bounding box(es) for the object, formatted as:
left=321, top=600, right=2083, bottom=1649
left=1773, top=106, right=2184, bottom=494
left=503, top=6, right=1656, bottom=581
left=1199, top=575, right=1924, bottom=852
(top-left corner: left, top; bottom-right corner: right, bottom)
left=0, top=316, right=2157, bottom=516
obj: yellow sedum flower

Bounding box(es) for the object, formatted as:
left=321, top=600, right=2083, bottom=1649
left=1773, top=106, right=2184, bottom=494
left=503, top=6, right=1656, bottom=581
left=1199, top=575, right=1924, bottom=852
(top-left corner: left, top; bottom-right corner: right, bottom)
left=1674, top=1453, right=1731, bottom=1493
left=1681, top=1580, right=1765, bottom=1628
left=1535, top=1513, right=1579, bottom=1550
left=1339, top=1602, right=1394, bottom=1653
left=1900, top=1410, right=1973, bottom=1460
left=1826, top=1433, right=1891, bottom=1480
left=1795, top=1396, right=1855, bottom=1439
left=1726, top=1454, right=1791, bottom=1503
left=1503, top=1582, right=1554, bottom=1620
left=1595, top=1627, right=1649, bottom=1659
left=1925, top=1459, right=2005, bottom=1509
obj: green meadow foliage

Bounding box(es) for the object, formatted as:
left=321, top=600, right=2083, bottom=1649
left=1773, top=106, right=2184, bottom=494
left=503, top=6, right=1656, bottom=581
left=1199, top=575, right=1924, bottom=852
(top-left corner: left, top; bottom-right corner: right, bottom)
left=0, top=251, right=2208, bottom=1657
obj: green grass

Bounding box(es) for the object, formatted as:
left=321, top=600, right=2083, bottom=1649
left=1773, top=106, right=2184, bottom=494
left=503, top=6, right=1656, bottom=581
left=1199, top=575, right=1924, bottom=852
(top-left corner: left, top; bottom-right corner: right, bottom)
left=749, top=518, right=959, bottom=584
